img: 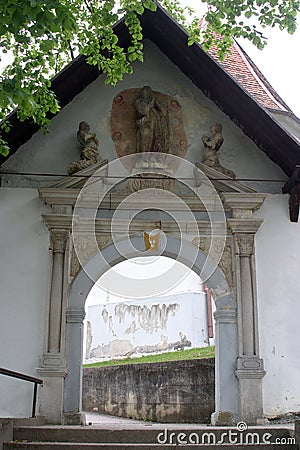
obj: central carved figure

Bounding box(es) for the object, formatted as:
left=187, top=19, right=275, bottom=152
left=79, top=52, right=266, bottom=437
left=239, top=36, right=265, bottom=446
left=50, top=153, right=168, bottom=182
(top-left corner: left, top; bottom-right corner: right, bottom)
left=135, top=86, right=169, bottom=154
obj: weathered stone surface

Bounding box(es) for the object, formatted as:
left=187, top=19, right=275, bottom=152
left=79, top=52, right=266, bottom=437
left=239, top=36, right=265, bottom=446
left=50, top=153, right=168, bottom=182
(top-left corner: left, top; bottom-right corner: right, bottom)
left=110, top=88, right=188, bottom=171
left=82, top=359, right=215, bottom=423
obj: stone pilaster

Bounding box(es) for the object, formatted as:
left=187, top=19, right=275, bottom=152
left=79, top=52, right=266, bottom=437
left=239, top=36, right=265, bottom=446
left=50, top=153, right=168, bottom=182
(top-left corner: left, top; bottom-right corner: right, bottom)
left=228, top=219, right=266, bottom=424
left=211, top=308, right=239, bottom=425
left=63, top=308, right=86, bottom=425
left=235, top=233, right=255, bottom=355
left=37, top=229, right=69, bottom=424
left=48, top=231, right=68, bottom=353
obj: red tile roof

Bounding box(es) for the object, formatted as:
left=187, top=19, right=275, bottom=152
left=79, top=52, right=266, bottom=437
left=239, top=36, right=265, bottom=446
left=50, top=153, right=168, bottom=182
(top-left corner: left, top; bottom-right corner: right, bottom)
left=208, top=39, right=291, bottom=113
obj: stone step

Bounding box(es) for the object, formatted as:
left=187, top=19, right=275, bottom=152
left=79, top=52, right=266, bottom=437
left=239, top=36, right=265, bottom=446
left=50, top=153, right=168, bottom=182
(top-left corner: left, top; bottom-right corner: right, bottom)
left=4, top=425, right=297, bottom=449
left=11, top=425, right=295, bottom=444
left=3, top=443, right=299, bottom=450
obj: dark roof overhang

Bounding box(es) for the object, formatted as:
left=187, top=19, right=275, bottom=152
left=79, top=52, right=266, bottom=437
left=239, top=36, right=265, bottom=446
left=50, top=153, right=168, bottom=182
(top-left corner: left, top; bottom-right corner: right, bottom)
left=1, top=2, right=300, bottom=176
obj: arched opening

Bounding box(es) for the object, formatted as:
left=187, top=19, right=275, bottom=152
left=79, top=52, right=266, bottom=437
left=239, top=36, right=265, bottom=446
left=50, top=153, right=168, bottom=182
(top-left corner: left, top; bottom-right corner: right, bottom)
left=64, top=236, right=238, bottom=424
left=82, top=256, right=216, bottom=422
left=84, top=256, right=215, bottom=363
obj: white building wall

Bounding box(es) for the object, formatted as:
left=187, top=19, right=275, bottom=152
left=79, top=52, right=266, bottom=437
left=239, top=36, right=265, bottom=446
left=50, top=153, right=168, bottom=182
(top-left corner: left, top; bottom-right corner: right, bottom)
left=84, top=292, right=212, bottom=364
left=255, top=194, right=300, bottom=416
left=0, top=189, right=50, bottom=417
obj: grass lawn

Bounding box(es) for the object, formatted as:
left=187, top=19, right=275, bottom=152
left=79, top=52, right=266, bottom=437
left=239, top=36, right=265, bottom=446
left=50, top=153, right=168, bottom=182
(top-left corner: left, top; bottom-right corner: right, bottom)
left=83, top=346, right=215, bottom=368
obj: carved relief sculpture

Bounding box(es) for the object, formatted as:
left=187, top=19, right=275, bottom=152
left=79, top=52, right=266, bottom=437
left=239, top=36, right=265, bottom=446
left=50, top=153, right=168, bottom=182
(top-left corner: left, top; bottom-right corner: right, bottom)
left=135, top=86, right=169, bottom=155
left=70, top=234, right=112, bottom=279
left=202, top=123, right=236, bottom=179
left=110, top=87, right=188, bottom=192
left=110, top=87, right=188, bottom=171
left=68, top=121, right=101, bottom=175
left=192, top=236, right=234, bottom=289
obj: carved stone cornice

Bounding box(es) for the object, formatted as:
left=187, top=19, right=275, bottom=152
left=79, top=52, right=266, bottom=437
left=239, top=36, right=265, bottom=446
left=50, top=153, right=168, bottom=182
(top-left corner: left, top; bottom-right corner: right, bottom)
left=39, top=189, right=80, bottom=207
left=227, top=218, right=263, bottom=235
left=39, top=188, right=226, bottom=213
left=73, top=217, right=228, bottom=235
left=222, top=193, right=266, bottom=218
left=42, top=214, right=72, bottom=231
left=235, top=234, right=254, bottom=257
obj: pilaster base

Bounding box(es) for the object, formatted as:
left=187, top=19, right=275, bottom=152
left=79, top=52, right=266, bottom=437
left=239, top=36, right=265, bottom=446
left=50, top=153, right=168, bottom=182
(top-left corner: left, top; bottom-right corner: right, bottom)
left=36, top=364, right=67, bottom=424
left=211, top=411, right=236, bottom=426
left=63, top=411, right=86, bottom=425
left=235, top=356, right=266, bottom=425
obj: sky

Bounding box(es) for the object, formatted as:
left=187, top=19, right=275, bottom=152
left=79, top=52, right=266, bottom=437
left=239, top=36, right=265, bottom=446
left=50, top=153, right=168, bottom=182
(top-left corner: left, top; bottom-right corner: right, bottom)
left=179, top=0, right=300, bottom=117
left=237, top=28, right=300, bottom=117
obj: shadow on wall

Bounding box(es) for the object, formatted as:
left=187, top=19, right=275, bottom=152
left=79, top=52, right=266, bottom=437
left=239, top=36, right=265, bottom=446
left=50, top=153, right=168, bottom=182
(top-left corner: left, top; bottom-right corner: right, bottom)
left=82, top=358, right=215, bottom=423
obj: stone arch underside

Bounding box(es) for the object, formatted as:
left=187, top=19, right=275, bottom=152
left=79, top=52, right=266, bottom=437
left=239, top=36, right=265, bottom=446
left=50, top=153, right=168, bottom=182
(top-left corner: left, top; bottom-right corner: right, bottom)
left=64, top=235, right=238, bottom=425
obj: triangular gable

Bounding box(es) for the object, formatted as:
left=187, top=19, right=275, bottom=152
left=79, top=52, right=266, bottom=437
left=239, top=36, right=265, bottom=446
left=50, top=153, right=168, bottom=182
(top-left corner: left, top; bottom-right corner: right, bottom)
left=53, top=159, right=108, bottom=189
left=1, top=2, right=300, bottom=176
left=194, top=162, right=256, bottom=193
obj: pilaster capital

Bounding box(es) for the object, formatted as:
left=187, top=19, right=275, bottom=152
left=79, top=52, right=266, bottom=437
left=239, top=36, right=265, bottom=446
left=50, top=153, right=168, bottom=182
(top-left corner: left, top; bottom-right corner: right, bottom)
left=235, top=233, right=255, bottom=257
left=50, top=230, right=69, bottom=253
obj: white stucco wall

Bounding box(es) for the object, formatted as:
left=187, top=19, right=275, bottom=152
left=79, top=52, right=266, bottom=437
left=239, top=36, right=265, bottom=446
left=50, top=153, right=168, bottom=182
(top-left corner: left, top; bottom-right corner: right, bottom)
left=0, top=189, right=50, bottom=417
left=255, top=194, right=300, bottom=416
left=84, top=291, right=213, bottom=364
left=2, top=40, right=286, bottom=193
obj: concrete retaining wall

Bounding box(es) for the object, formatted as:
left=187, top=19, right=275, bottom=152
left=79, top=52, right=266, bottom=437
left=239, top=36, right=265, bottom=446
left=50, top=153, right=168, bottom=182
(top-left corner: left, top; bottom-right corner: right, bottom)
left=82, top=358, right=215, bottom=423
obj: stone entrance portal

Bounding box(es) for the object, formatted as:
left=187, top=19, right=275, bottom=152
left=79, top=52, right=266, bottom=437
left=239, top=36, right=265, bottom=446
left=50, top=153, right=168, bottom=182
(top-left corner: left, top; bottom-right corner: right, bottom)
left=37, top=153, right=267, bottom=426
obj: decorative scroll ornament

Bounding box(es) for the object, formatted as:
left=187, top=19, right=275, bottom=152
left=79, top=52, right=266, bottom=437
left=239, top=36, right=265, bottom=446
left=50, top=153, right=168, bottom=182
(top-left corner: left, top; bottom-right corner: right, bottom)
left=192, top=236, right=234, bottom=288
left=127, top=159, right=175, bottom=192
left=70, top=235, right=112, bottom=278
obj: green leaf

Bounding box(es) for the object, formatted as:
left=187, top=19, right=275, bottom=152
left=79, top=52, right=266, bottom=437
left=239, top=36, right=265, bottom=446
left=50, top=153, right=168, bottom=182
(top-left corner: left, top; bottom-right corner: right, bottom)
left=0, top=142, right=10, bottom=156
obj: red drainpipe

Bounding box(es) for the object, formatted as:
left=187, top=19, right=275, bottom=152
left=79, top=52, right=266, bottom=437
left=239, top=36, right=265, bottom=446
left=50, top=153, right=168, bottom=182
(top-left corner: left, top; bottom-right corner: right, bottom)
left=204, top=284, right=214, bottom=339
